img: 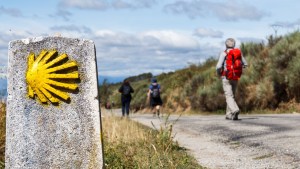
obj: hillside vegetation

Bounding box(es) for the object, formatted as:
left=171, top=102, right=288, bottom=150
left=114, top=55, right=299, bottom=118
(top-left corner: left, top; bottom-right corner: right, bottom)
left=100, top=31, right=300, bottom=114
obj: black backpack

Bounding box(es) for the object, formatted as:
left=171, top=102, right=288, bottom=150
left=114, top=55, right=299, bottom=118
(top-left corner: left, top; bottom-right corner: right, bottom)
left=151, top=85, right=160, bottom=98
left=123, top=85, right=131, bottom=96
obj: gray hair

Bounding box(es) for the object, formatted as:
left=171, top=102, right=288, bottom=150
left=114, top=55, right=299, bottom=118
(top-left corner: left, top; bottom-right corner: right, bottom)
left=225, top=38, right=235, bottom=48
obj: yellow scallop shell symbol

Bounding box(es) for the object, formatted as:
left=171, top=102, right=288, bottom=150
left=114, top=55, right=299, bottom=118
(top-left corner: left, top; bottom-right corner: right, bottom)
left=26, top=49, right=79, bottom=104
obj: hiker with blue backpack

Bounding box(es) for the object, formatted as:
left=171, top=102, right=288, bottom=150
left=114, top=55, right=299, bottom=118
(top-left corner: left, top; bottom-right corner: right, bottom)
left=216, top=38, right=248, bottom=120
left=118, top=79, right=134, bottom=117
left=148, top=78, right=163, bottom=117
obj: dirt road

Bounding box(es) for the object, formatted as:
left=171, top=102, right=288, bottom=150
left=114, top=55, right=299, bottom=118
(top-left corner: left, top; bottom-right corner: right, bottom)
left=130, top=113, right=300, bottom=169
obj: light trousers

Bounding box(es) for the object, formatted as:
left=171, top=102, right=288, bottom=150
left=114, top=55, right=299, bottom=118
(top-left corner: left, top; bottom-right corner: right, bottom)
left=222, top=77, right=239, bottom=117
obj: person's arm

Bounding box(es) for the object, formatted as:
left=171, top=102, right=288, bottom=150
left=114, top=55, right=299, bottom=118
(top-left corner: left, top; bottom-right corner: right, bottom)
left=118, top=85, right=123, bottom=93
left=146, top=89, right=151, bottom=104
left=216, top=51, right=226, bottom=76
left=130, top=85, right=134, bottom=93
left=147, top=85, right=152, bottom=97
left=158, top=84, right=162, bottom=93
left=241, top=54, right=248, bottom=68
left=147, top=89, right=151, bottom=97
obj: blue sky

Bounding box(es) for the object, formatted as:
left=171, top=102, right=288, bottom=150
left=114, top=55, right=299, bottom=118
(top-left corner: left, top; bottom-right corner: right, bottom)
left=0, top=0, right=300, bottom=83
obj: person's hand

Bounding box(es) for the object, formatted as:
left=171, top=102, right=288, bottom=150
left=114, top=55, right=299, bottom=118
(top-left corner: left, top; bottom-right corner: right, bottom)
left=146, top=94, right=150, bottom=104
left=216, top=68, right=223, bottom=77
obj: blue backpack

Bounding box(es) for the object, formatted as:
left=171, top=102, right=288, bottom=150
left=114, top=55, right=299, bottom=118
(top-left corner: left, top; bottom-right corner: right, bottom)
left=151, top=85, right=160, bottom=98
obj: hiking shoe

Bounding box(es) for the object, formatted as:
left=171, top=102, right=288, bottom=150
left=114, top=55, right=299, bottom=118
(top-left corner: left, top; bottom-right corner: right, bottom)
left=225, top=116, right=231, bottom=120
left=232, top=111, right=239, bottom=120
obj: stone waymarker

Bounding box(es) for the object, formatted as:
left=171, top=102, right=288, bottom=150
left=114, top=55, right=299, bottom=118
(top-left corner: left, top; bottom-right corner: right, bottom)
left=6, top=37, right=104, bottom=168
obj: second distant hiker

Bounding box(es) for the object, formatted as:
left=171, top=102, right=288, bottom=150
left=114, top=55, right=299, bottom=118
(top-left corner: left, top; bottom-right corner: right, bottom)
left=147, top=78, right=163, bottom=117
left=118, top=79, right=134, bottom=117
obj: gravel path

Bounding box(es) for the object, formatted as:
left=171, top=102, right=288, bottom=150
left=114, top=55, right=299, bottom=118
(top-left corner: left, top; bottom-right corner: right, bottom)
left=129, top=113, right=300, bottom=169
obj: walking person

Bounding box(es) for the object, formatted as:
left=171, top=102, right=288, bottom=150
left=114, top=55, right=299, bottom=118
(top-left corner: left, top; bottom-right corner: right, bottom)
left=147, top=78, right=163, bottom=117
left=216, top=38, right=248, bottom=120
left=118, top=79, right=134, bottom=117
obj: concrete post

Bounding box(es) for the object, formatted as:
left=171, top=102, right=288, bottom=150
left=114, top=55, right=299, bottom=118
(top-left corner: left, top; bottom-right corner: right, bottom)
left=6, top=36, right=103, bottom=168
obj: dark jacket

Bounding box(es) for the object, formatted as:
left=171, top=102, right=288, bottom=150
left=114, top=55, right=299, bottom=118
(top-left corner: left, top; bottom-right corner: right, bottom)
left=118, top=84, right=134, bottom=102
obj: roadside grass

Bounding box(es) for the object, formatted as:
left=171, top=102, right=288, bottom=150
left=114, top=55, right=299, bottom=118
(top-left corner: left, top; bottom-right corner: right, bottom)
left=1, top=101, right=295, bottom=168
left=102, top=110, right=203, bottom=168
left=0, top=104, right=202, bottom=168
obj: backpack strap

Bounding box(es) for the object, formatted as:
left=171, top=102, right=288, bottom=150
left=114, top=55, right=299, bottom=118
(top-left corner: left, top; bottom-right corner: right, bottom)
left=223, top=49, right=236, bottom=77
left=231, top=51, right=236, bottom=76
left=216, top=50, right=228, bottom=77
left=222, top=50, right=228, bottom=69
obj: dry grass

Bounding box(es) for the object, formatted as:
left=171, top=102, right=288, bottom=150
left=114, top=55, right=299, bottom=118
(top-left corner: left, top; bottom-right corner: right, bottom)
left=0, top=105, right=201, bottom=168
left=101, top=109, right=202, bottom=168
left=102, top=112, right=148, bottom=144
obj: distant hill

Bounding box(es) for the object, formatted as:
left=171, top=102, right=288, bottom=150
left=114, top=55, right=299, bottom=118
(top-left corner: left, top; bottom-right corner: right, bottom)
left=98, top=75, right=125, bottom=84
left=0, top=79, right=6, bottom=90
left=98, top=73, right=153, bottom=85
left=0, top=78, right=7, bottom=98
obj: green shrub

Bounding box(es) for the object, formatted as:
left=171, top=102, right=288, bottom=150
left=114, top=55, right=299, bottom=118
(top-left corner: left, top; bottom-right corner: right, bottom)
left=130, top=80, right=149, bottom=111
left=287, top=53, right=300, bottom=101
left=268, top=31, right=300, bottom=103
left=240, top=42, right=265, bottom=57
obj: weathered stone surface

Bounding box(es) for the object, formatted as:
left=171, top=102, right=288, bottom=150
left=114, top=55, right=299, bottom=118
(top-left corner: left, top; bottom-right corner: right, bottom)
left=6, top=37, right=103, bottom=168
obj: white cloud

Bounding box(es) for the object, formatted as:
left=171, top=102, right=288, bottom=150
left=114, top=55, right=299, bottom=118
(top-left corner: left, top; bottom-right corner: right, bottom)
left=95, top=30, right=116, bottom=37
left=49, top=9, right=72, bottom=21
left=93, top=30, right=200, bottom=50
left=164, top=0, right=267, bottom=21
left=93, top=30, right=219, bottom=77
left=112, top=0, right=157, bottom=9
left=59, top=0, right=157, bottom=10
left=194, top=28, right=223, bottom=38
left=271, top=19, right=300, bottom=28
left=141, top=31, right=199, bottom=50
left=0, top=26, right=221, bottom=78
left=211, top=1, right=267, bottom=21
left=59, top=0, right=108, bottom=10
left=50, top=25, right=92, bottom=34
left=0, top=6, right=23, bottom=17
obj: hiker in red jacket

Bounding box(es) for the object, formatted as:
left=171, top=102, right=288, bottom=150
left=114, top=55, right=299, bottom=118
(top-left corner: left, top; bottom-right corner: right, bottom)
left=216, top=38, right=248, bottom=120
